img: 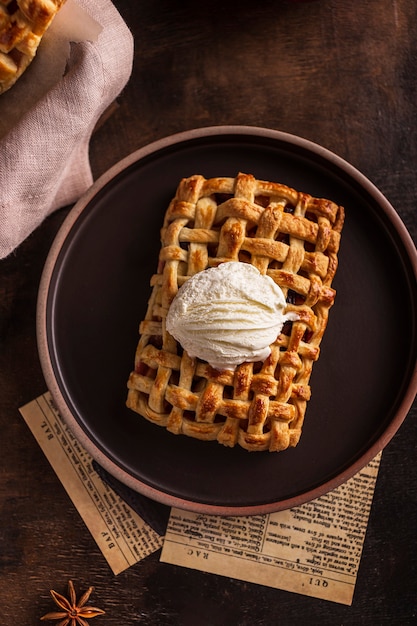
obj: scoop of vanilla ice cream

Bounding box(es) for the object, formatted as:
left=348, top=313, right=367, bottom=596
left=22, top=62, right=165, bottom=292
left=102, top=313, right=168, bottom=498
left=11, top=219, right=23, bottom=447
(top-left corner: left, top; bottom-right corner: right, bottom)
left=165, top=262, right=298, bottom=371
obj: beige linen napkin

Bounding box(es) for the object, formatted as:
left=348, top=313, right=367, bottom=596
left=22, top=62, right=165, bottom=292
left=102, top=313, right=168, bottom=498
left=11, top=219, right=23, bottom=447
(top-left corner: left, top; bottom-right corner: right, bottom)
left=0, top=0, right=134, bottom=259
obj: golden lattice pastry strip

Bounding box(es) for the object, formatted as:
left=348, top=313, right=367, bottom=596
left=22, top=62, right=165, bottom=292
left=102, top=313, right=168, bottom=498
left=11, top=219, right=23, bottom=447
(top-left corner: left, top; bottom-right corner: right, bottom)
left=0, top=0, right=66, bottom=94
left=127, top=173, right=345, bottom=452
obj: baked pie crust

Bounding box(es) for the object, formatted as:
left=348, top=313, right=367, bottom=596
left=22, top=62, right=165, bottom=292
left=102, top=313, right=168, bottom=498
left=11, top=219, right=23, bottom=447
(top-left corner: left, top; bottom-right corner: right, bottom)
left=0, top=0, right=66, bottom=94
left=126, top=173, right=345, bottom=452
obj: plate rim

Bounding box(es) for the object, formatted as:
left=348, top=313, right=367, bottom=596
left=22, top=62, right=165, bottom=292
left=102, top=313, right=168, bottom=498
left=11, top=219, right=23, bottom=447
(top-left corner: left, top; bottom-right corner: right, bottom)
left=37, top=125, right=417, bottom=515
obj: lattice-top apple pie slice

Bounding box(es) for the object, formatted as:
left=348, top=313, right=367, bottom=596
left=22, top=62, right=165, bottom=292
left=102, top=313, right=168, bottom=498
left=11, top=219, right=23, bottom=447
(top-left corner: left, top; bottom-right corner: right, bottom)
left=127, top=172, right=344, bottom=452
left=0, top=0, right=66, bottom=94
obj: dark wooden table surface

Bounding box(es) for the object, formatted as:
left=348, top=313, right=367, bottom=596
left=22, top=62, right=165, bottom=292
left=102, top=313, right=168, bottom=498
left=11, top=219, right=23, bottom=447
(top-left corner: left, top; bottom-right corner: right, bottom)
left=1, top=1, right=416, bottom=624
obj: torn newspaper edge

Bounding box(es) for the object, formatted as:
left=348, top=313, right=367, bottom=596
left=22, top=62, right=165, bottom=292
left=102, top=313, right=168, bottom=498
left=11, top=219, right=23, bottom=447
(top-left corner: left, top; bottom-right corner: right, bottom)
left=161, top=454, right=381, bottom=605
left=19, top=393, right=163, bottom=575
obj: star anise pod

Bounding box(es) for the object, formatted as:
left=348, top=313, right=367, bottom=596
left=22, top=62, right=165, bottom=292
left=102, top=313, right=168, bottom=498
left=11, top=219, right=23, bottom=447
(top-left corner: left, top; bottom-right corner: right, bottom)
left=40, top=580, right=105, bottom=626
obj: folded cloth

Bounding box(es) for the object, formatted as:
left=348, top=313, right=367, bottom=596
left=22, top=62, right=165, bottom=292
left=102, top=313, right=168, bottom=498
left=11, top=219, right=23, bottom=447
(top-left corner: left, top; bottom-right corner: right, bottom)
left=0, top=0, right=134, bottom=260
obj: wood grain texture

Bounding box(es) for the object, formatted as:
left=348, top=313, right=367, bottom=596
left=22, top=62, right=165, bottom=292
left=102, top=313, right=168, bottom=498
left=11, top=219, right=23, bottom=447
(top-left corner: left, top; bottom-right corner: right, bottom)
left=1, top=0, right=416, bottom=624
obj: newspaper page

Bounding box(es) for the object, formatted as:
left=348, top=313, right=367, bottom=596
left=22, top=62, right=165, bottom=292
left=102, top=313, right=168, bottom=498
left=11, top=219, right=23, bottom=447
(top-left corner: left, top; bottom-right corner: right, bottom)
left=19, top=393, right=163, bottom=575
left=161, top=454, right=381, bottom=605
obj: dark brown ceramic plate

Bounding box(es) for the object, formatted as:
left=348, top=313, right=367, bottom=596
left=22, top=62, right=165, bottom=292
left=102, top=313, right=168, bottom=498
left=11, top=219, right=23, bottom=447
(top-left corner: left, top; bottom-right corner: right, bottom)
left=37, top=126, right=417, bottom=515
